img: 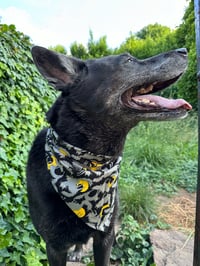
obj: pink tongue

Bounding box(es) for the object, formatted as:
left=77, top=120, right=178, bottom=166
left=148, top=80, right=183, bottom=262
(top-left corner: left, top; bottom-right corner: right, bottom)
left=133, top=95, right=192, bottom=110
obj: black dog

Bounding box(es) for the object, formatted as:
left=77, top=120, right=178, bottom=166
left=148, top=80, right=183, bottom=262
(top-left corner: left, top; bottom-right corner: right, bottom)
left=26, top=46, right=191, bottom=266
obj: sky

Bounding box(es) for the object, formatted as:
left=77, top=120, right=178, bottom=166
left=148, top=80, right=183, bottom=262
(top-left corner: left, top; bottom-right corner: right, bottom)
left=0, top=0, right=189, bottom=51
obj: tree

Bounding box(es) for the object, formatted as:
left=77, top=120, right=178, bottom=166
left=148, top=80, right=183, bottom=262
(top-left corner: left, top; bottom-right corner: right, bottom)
left=87, top=30, right=113, bottom=58
left=70, top=30, right=113, bottom=59
left=49, top=44, right=67, bottom=54
left=117, top=24, right=177, bottom=59
left=70, top=42, right=88, bottom=59
left=136, top=23, right=171, bottom=40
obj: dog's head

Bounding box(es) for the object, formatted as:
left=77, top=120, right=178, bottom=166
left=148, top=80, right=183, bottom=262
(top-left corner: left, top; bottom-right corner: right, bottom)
left=31, top=46, right=191, bottom=131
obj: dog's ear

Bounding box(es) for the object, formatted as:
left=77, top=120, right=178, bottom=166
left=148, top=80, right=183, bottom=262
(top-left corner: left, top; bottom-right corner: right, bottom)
left=31, top=46, right=86, bottom=89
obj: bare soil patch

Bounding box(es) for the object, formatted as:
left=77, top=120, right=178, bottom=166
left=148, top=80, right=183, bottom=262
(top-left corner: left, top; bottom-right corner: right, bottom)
left=157, top=189, right=196, bottom=234
left=151, top=189, right=196, bottom=266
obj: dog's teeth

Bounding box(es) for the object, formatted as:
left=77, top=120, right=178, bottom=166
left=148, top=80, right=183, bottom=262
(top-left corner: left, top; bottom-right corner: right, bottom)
left=135, top=98, right=150, bottom=103
left=149, top=101, right=157, bottom=106
left=133, top=98, right=157, bottom=106
left=138, top=84, right=153, bottom=94
left=138, top=88, right=147, bottom=94
left=142, top=99, right=150, bottom=103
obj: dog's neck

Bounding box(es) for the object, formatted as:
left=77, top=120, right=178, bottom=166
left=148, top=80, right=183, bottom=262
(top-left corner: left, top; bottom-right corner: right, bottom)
left=47, top=98, right=133, bottom=157
left=46, top=127, right=117, bottom=162
left=54, top=123, right=128, bottom=157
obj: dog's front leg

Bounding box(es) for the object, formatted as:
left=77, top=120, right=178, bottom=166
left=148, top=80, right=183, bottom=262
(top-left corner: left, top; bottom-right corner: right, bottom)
left=67, top=243, right=83, bottom=262
left=46, top=243, right=67, bottom=266
left=93, top=229, right=115, bottom=266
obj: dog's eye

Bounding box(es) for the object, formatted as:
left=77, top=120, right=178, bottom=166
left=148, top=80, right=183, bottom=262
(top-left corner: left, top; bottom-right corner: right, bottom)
left=127, top=57, right=134, bottom=62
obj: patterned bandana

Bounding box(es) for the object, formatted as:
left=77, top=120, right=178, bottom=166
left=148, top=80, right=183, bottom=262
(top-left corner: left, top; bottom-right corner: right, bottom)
left=45, top=128, right=122, bottom=232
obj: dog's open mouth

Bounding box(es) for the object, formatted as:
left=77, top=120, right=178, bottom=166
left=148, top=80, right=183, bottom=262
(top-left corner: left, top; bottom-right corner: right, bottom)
left=121, top=76, right=192, bottom=112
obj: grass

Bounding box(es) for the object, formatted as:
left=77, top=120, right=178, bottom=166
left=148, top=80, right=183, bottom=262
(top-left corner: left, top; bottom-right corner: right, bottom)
left=119, top=182, right=157, bottom=223
left=120, top=113, right=197, bottom=193
left=119, top=113, right=197, bottom=220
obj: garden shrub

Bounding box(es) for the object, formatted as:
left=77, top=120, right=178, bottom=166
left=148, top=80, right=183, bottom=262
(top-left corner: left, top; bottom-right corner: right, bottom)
left=0, top=24, right=56, bottom=265
left=111, top=215, right=154, bottom=266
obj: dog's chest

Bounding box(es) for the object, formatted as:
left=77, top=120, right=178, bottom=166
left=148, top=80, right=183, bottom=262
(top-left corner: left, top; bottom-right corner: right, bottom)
left=45, top=128, right=121, bottom=232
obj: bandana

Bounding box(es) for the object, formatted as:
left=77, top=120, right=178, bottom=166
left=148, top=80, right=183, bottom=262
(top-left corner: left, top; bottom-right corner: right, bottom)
left=45, top=128, right=121, bottom=232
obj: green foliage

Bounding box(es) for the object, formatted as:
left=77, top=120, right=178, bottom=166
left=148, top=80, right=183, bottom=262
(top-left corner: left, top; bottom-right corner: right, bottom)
left=116, top=23, right=177, bottom=59
left=0, top=24, right=56, bottom=265
left=49, top=44, right=67, bottom=54
left=83, top=215, right=155, bottom=266
left=176, top=0, right=195, bottom=49
left=175, top=0, right=197, bottom=108
left=70, top=42, right=88, bottom=59
left=120, top=114, right=197, bottom=195
left=70, top=30, right=113, bottom=59
left=111, top=215, right=154, bottom=266
left=87, top=31, right=113, bottom=57
left=119, top=182, right=157, bottom=223
left=136, top=23, right=171, bottom=40
left=118, top=35, right=156, bottom=58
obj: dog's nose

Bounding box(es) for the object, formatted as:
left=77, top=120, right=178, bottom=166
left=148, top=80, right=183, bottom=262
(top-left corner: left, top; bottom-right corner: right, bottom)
left=175, top=48, right=187, bottom=55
